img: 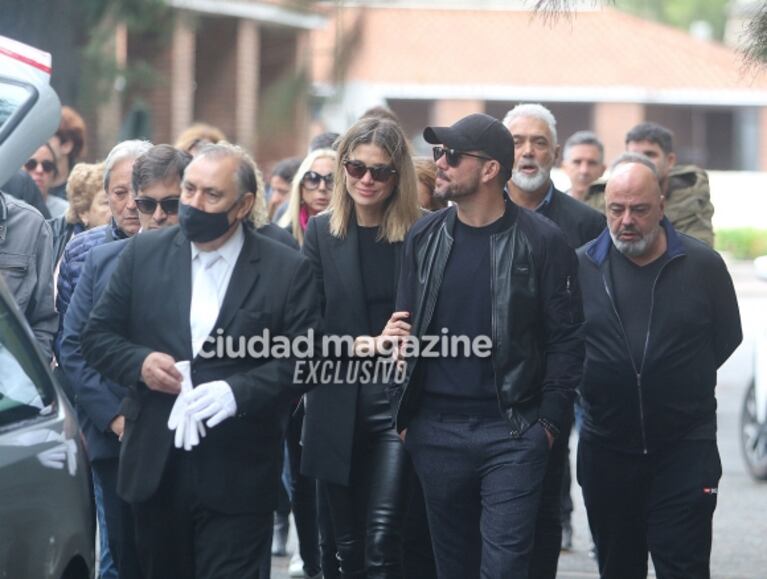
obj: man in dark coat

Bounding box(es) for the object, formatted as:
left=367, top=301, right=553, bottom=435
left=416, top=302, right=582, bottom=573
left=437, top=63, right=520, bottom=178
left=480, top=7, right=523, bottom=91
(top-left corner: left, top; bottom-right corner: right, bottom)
left=82, top=143, right=321, bottom=578
left=503, top=103, right=605, bottom=571
left=577, top=154, right=741, bottom=579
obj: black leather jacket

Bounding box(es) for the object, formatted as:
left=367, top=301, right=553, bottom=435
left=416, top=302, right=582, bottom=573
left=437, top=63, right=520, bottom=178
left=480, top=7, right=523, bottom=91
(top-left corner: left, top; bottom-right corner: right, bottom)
left=391, top=200, right=584, bottom=437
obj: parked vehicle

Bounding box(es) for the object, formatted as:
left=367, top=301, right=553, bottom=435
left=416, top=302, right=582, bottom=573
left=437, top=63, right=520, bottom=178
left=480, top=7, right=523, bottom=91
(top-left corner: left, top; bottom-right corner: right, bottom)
left=0, top=35, right=95, bottom=578
left=741, top=256, right=767, bottom=481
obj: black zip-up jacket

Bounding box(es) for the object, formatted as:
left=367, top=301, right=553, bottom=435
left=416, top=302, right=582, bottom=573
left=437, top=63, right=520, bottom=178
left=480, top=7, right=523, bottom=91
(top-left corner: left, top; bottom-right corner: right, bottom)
left=391, top=200, right=584, bottom=437
left=577, top=219, right=742, bottom=454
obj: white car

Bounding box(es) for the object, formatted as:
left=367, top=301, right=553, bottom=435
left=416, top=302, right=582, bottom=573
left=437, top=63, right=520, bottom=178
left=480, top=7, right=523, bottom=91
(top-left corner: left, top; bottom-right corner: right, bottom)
left=0, top=35, right=95, bottom=579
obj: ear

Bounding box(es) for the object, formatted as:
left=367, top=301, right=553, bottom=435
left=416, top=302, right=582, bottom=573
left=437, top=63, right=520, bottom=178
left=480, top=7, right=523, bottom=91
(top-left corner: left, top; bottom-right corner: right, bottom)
left=235, top=192, right=256, bottom=221
left=481, top=160, right=501, bottom=185
left=667, top=152, right=677, bottom=169
left=554, top=143, right=561, bottom=165
left=60, top=140, right=74, bottom=156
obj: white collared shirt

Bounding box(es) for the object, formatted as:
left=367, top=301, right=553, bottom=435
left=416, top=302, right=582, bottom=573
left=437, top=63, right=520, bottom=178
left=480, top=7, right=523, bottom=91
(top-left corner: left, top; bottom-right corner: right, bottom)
left=190, top=223, right=245, bottom=323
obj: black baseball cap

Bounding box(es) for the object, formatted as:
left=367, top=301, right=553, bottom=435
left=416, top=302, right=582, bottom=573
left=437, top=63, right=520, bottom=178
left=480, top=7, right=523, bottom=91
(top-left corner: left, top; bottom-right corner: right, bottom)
left=423, top=113, right=514, bottom=172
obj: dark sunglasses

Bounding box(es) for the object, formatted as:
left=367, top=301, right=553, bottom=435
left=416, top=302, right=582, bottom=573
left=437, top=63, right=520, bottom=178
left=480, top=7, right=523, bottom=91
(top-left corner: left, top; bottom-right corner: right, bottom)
left=343, top=159, right=397, bottom=182
left=24, top=159, right=56, bottom=173
left=134, top=196, right=180, bottom=215
left=302, top=171, right=334, bottom=191
left=432, top=146, right=492, bottom=167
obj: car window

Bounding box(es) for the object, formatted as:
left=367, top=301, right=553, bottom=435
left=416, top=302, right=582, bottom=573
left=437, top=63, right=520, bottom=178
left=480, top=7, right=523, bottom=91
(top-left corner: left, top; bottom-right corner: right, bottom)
left=0, top=301, right=55, bottom=429
left=0, top=79, right=34, bottom=139
left=0, top=81, right=31, bottom=130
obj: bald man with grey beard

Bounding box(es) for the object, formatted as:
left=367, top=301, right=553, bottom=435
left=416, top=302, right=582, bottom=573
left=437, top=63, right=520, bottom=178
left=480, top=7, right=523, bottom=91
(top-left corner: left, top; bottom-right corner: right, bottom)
left=576, top=154, right=741, bottom=579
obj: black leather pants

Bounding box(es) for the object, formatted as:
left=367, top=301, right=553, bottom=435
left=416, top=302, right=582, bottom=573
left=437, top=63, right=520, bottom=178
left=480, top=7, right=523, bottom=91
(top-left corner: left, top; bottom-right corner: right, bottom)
left=324, top=383, right=409, bottom=579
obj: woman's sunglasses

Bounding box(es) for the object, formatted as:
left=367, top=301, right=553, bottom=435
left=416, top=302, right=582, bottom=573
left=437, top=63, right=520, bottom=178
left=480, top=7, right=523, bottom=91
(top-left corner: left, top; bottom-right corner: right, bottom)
left=302, top=171, right=334, bottom=191
left=134, top=196, right=180, bottom=215
left=343, top=159, right=397, bottom=182
left=432, top=146, right=492, bottom=167
left=24, top=159, right=56, bottom=173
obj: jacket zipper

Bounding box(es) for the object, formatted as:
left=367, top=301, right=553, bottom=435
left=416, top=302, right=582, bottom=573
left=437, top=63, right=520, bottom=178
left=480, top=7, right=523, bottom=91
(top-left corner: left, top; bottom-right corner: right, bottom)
left=601, top=273, right=648, bottom=454
left=600, top=253, right=683, bottom=454
left=395, top=225, right=452, bottom=429
left=489, top=235, right=505, bottom=421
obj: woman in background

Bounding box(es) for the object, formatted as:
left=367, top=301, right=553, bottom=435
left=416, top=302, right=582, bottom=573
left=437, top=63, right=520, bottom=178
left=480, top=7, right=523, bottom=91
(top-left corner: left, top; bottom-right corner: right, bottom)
left=278, top=148, right=337, bottom=246
left=50, top=162, right=109, bottom=266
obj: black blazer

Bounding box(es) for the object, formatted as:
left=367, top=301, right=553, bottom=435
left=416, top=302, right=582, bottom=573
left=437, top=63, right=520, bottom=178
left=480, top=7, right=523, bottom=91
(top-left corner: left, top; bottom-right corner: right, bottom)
left=300, top=212, right=401, bottom=486
left=538, top=187, right=606, bottom=249
left=81, top=224, right=320, bottom=513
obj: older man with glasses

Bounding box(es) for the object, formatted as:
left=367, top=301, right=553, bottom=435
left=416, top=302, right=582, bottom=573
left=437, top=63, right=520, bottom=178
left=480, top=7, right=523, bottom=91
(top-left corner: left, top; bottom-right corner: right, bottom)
left=60, top=143, right=192, bottom=579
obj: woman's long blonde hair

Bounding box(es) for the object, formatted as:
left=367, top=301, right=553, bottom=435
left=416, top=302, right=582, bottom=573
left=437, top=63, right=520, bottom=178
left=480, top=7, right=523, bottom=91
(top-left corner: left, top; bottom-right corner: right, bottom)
left=278, top=148, right=337, bottom=246
left=329, top=117, right=420, bottom=242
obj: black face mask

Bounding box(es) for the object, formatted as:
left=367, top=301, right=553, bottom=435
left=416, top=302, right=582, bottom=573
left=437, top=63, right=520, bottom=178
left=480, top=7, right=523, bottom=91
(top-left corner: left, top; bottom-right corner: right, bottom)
left=178, top=202, right=236, bottom=243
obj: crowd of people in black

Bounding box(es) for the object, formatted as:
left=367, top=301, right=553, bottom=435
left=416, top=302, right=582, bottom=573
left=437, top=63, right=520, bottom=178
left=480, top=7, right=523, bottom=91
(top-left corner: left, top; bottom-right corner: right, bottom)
left=0, top=102, right=741, bottom=579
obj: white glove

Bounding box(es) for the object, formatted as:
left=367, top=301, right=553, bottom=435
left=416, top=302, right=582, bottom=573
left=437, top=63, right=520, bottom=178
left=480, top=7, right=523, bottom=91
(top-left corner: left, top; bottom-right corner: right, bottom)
left=167, top=361, right=206, bottom=451
left=185, top=380, right=237, bottom=428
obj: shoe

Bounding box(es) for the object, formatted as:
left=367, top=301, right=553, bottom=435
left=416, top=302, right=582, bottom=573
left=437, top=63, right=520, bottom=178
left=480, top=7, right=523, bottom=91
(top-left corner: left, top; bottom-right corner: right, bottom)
left=289, top=552, right=305, bottom=577
left=272, top=512, right=289, bottom=557
left=561, top=520, right=573, bottom=551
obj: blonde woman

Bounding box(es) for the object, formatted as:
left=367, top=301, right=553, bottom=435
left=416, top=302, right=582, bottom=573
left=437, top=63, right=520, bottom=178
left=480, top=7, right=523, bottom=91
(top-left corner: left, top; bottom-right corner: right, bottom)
left=278, top=148, right=336, bottom=246
left=50, top=162, right=109, bottom=265
left=300, top=116, right=421, bottom=578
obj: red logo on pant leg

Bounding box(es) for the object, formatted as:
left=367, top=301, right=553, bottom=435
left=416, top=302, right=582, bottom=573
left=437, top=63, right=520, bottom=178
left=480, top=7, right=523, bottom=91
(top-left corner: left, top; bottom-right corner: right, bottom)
left=703, top=487, right=718, bottom=494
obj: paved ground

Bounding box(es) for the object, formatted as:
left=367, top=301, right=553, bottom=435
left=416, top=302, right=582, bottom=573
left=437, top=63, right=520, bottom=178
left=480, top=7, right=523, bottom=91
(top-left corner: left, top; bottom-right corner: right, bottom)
left=271, top=259, right=767, bottom=579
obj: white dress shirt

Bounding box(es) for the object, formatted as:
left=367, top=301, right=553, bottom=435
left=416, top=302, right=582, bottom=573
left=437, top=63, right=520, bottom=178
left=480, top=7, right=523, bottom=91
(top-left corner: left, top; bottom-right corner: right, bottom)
left=189, top=224, right=245, bottom=357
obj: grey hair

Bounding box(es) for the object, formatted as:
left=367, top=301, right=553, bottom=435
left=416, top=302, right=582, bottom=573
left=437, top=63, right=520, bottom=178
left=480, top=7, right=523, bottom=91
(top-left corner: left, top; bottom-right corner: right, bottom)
left=194, top=142, right=258, bottom=201
left=563, top=131, right=604, bottom=163
left=502, top=103, right=558, bottom=145
left=103, top=139, right=153, bottom=191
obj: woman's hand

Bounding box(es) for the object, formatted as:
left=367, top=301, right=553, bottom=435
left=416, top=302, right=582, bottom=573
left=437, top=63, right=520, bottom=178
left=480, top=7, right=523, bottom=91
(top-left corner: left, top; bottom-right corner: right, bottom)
left=354, top=311, right=411, bottom=357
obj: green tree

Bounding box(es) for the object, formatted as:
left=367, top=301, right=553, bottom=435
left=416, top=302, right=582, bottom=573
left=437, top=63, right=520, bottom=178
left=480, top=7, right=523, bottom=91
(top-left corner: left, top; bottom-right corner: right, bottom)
left=614, top=0, right=729, bottom=40
left=534, top=0, right=767, bottom=68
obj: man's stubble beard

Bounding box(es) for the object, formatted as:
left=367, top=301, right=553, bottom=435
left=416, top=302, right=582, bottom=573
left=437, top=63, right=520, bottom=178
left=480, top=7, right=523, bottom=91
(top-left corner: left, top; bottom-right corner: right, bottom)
left=434, top=170, right=481, bottom=202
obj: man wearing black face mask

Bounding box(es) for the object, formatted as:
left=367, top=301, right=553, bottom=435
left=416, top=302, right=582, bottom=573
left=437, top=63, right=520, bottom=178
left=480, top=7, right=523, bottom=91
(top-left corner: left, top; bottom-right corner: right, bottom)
left=82, top=143, right=321, bottom=578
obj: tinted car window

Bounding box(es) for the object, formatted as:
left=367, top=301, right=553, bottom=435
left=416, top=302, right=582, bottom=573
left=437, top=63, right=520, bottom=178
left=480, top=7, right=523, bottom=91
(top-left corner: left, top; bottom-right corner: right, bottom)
left=0, top=300, right=55, bottom=429
left=0, top=80, right=33, bottom=135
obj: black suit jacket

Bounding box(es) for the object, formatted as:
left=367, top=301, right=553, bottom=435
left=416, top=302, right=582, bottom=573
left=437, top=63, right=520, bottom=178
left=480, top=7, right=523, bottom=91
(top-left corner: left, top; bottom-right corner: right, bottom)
left=538, top=187, right=606, bottom=249
left=299, top=213, right=401, bottom=486
left=81, top=224, right=320, bottom=513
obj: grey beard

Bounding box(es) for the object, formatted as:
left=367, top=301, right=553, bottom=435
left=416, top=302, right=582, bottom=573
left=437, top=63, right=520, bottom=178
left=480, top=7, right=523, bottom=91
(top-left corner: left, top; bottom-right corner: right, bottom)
left=511, top=169, right=549, bottom=193
left=610, top=225, right=661, bottom=258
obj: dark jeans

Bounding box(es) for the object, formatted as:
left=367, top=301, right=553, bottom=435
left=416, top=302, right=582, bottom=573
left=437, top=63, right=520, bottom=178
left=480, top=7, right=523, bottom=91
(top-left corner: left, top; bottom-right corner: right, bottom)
left=402, top=468, right=436, bottom=579
left=91, top=458, right=142, bottom=579
left=286, top=405, right=321, bottom=576
left=530, top=408, right=573, bottom=578
left=578, top=438, right=722, bottom=579
left=405, top=412, right=549, bottom=579
left=131, top=451, right=271, bottom=579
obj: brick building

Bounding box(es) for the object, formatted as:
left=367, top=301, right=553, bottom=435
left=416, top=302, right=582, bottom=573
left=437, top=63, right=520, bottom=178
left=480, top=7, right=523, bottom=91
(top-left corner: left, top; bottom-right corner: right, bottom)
left=95, top=0, right=326, bottom=163
left=311, top=2, right=767, bottom=171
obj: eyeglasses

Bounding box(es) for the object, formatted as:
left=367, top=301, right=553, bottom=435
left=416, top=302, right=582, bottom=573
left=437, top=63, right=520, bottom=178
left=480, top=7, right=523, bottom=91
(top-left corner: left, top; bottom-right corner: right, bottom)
left=302, top=171, right=334, bottom=191
left=432, top=146, right=492, bottom=167
left=134, top=196, right=180, bottom=215
left=343, top=159, right=397, bottom=182
left=24, top=159, right=56, bottom=173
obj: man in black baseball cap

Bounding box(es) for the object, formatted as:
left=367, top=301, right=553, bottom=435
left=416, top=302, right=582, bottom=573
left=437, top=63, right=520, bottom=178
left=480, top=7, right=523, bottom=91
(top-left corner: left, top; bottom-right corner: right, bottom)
left=423, top=112, right=514, bottom=185
left=391, top=112, right=584, bottom=578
